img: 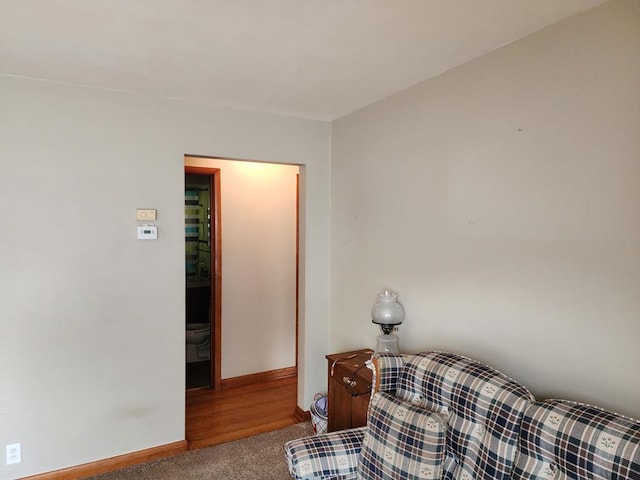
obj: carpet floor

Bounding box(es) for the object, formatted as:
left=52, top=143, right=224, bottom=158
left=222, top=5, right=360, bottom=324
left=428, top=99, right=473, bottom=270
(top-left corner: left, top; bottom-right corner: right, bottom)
left=87, top=422, right=314, bottom=480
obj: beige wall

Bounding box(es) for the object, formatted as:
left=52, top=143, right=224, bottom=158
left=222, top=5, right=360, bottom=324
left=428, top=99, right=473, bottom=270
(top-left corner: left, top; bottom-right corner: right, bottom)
left=0, top=78, right=330, bottom=478
left=185, top=157, right=299, bottom=378
left=2, top=1, right=638, bottom=478
left=331, top=0, right=640, bottom=418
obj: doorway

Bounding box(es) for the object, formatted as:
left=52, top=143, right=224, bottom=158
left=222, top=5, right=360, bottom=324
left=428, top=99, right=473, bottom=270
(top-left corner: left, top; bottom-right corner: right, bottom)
left=185, top=167, right=222, bottom=390
left=183, top=156, right=301, bottom=448
left=184, top=156, right=299, bottom=397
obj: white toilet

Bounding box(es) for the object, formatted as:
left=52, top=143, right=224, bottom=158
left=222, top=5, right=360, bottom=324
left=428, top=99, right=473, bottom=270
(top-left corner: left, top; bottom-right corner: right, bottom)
left=186, top=323, right=211, bottom=363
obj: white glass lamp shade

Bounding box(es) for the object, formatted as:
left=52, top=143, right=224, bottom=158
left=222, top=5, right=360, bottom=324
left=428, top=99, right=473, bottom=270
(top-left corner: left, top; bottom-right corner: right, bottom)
left=371, top=289, right=405, bottom=353
left=371, top=289, right=405, bottom=332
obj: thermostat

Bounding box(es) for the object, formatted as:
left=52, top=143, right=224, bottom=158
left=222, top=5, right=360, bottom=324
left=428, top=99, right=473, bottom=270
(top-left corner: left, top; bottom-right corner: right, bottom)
left=137, top=225, right=158, bottom=240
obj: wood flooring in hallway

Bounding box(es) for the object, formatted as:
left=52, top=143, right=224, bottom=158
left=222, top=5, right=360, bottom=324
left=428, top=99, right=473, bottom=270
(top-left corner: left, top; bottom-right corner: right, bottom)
left=185, top=376, right=300, bottom=450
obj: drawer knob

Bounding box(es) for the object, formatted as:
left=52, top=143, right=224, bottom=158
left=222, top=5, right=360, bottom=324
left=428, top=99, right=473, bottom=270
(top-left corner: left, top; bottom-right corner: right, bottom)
left=343, top=376, right=357, bottom=387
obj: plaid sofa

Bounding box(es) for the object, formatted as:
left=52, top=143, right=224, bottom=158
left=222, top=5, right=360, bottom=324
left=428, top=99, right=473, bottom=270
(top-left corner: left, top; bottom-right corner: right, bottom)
left=284, top=352, right=640, bottom=480
left=512, top=399, right=640, bottom=480
left=285, top=351, right=534, bottom=479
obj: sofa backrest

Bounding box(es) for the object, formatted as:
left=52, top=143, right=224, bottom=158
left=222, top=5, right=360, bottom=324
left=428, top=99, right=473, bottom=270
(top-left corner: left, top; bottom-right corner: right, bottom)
left=374, top=351, right=534, bottom=480
left=512, top=399, right=640, bottom=480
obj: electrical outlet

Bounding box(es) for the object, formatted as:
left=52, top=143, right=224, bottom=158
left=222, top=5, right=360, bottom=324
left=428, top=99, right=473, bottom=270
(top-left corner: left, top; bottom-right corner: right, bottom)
left=6, top=443, right=21, bottom=465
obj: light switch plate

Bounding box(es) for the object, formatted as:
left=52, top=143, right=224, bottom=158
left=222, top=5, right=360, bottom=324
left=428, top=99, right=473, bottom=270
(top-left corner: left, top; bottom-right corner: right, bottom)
left=136, top=209, right=157, bottom=221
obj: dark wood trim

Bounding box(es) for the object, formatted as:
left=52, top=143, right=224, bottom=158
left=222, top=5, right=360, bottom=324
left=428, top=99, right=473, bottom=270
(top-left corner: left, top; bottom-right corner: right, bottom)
left=294, top=405, right=311, bottom=423
left=220, top=366, right=297, bottom=390
left=211, top=170, right=222, bottom=391
left=21, top=441, right=187, bottom=480
left=185, top=165, right=222, bottom=391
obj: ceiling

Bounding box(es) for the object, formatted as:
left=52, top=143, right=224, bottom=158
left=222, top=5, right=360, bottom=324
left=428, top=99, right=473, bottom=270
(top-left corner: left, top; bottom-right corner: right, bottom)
left=0, top=0, right=606, bottom=121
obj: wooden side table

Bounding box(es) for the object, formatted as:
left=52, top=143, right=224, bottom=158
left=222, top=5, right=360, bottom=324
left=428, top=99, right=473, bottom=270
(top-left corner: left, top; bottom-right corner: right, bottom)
left=326, top=349, right=374, bottom=432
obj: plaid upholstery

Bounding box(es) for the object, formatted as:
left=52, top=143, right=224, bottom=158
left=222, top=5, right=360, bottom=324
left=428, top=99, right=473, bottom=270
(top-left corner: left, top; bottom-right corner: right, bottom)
left=357, top=392, right=446, bottom=480
left=371, top=353, right=406, bottom=395
left=285, top=427, right=366, bottom=480
left=512, top=399, right=640, bottom=480
left=395, top=352, right=535, bottom=480
left=286, top=351, right=637, bottom=480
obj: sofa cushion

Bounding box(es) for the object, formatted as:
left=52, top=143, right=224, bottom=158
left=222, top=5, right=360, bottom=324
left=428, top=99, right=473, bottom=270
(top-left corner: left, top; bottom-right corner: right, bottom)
left=512, top=399, right=640, bottom=480
left=394, top=351, right=534, bottom=480
left=357, top=392, right=446, bottom=480
left=285, top=427, right=366, bottom=480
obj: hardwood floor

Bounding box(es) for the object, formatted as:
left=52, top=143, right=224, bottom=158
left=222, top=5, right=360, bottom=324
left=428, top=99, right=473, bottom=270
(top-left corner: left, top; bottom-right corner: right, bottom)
left=186, top=375, right=299, bottom=450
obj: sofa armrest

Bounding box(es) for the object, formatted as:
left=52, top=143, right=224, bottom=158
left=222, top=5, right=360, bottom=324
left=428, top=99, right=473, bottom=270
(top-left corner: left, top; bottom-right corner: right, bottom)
left=284, top=427, right=366, bottom=480
left=371, top=353, right=406, bottom=394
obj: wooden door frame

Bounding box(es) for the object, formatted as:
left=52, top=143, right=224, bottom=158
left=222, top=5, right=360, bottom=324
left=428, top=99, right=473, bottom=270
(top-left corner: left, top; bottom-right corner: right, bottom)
left=185, top=165, right=222, bottom=391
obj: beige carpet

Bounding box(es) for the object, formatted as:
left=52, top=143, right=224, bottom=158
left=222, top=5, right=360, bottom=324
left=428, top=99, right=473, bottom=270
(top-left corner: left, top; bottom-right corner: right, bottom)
left=87, top=422, right=314, bottom=480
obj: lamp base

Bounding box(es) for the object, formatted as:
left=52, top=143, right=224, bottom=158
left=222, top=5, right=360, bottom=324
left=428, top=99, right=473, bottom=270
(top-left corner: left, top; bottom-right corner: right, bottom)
left=375, top=333, right=400, bottom=353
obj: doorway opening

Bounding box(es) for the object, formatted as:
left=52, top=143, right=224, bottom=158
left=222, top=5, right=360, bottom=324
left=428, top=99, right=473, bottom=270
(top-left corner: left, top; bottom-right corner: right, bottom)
left=184, top=156, right=300, bottom=405
left=185, top=167, right=222, bottom=391
left=183, top=156, right=301, bottom=449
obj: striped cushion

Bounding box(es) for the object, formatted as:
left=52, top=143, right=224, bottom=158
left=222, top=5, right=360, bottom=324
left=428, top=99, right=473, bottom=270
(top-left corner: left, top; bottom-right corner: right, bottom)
left=512, top=399, right=640, bottom=480
left=284, top=427, right=365, bottom=480
left=357, top=392, right=446, bottom=480
left=395, top=352, right=534, bottom=480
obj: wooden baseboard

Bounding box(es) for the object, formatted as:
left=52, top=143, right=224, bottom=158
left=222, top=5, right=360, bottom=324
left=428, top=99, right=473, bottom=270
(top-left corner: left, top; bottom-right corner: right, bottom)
left=21, top=440, right=187, bottom=480
left=294, top=405, right=311, bottom=422
left=26, top=368, right=297, bottom=478
left=220, top=366, right=296, bottom=390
